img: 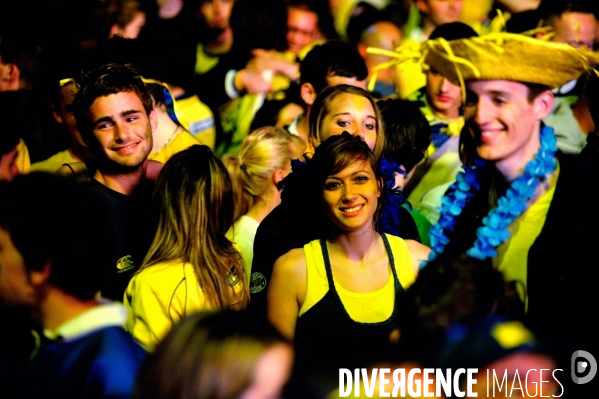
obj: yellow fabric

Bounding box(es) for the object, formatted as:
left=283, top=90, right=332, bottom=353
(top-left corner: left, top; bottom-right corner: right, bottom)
left=124, top=260, right=243, bottom=351
left=394, top=38, right=427, bottom=99
left=194, top=43, right=220, bottom=75
left=148, top=131, right=200, bottom=164
left=31, top=149, right=81, bottom=173
left=494, top=164, right=560, bottom=311
left=299, top=234, right=416, bottom=323
left=16, top=139, right=30, bottom=174
left=172, top=95, right=216, bottom=150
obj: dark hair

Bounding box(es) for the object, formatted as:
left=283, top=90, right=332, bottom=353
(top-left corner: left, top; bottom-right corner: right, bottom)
left=299, top=40, right=367, bottom=94
left=0, top=92, right=23, bottom=155
left=229, top=0, right=288, bottom=57
left=525, top=82, right=551, bottom=102
left=428, top=21, right=478, bottom=41
left=0, top=36, right=43, bottom=89
left=84, top=37, right=168, bottom=106
left=135, top=311, right=290, bottom=399
left=396, top=255, right=525, bottom=365
left=0, top=173, right=113, bottom=300
left=73, top=63, right=154, bottom=142
left=288, top=133, right=384, bottom=235
left=378, top=98, right=431, bottom=173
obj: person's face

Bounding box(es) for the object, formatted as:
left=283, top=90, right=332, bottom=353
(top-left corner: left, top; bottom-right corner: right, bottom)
left=239, top=344, right=293, bottom=399
left=200, top=0, right=234, bottom=30
left=0, top=146, right=19, bottom=182
left=322, top=160, right=380, bottom=232
left=551, top=12, right=597, bottom=50
left=0, top=227, right=36, bottom=308
left=418, top=0, right=462, bottom=27
left=58, top=82, right=81, bottom=143
left=275, top=103, right=303, bottom=130
left=426, top=66, right=462, bottom=118
left=87, top=91, right=154, bottom=172
left=286, top=7, right=318, bottom=54
left=319, top=93, right=377, bottom=150
left=464, top=80, right=547, bottom=173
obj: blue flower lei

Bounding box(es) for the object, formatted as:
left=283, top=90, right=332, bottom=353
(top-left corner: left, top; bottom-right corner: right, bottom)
left=427, top=126, right=558, bottom=263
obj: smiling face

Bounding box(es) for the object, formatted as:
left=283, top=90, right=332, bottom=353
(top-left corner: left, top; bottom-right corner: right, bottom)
left=319, top=93, right=377, bottom=150
left=426, top=65, right=462, bottom=118
left=322, top=159, right=380, bottom=232
left=464, top=80, right=553, bottom=179
left=87, top=91, right=155, bottom=172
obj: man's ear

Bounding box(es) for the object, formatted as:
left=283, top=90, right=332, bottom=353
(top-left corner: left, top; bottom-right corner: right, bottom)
left=300, top=82, right=317, bottom=107
left=533, top=90, right=555, bottom=120
left=148, top=108, right=158, bottom=133
left=29, top=261, right=51, bottom=287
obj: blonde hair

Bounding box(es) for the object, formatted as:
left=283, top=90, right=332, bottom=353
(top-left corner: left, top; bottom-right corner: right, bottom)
left=223, top=126, right=294, bottom=222
left=140, top=145, right=249, bottom=309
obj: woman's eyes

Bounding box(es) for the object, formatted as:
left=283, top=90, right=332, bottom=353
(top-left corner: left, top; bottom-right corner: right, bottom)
left=365, top=123, right=375, bottom=130
left=355, top=175, right=369, bottom=183
left=324, top=181, right=340, bottom=190
left=336, top=120, right=350, bottom=127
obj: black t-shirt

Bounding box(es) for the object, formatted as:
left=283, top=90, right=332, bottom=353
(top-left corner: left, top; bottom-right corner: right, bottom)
left=91, top=179, right=155, bottom=301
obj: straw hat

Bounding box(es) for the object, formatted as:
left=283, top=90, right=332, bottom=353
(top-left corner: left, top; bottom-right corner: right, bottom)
left=424, top=32, right=599, bottom=90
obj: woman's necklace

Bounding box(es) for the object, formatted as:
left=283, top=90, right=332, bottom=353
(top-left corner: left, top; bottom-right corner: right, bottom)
left=427, top=126, right=558, bottom=263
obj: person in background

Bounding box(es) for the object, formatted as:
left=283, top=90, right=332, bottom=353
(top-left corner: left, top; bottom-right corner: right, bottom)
left=223, top=126, right=296, bottom=275
left=124, top=146, right=249, bottom=351
left=404, top=22, right=477, bottom=209
left=0, top=173, right=146, bottom=399
left=135, top=311, right=293, bottom=399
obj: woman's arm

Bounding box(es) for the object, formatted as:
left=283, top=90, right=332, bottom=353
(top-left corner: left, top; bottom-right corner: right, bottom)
left=266, top=248, right=307, bottom=341
left=404, top=239, right=431, bottom=275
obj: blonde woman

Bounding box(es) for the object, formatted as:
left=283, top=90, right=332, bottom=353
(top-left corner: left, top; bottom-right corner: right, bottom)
left=124, top=145, right=249, bottom=351
left=223, top=127, right=298, bottom=276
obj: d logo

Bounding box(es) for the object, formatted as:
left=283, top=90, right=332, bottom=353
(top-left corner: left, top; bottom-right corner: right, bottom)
left=571, top=350, right=597, bottom=385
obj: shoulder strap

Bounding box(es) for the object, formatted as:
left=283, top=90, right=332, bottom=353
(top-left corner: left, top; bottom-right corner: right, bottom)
left=381, top=233, right=402, bottom=291
left=319, top=239, right=336, bottom=291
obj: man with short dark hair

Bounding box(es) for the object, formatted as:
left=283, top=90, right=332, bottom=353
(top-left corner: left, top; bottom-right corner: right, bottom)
left=72, top=63, right=159, bottom=300
left=0, top=173, right=146, bottom=399
left=289, top=40, right=368, bottom=144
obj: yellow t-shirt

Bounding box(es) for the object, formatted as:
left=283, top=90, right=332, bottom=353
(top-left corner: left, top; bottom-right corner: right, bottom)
left=148, top=131, right=201, bottom=165
left=494, top=165, right=560, bottom=311
left=124, top=260, right=244, bottom=351
left=31, top=149, right=81, bottom=173
left=173, top=94, right=216, bottom=150
left=299, top=234, right=416, bottom=323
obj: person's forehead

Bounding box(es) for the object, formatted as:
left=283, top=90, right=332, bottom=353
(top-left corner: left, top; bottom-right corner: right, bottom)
left=466, top=79, right=529, bottom=94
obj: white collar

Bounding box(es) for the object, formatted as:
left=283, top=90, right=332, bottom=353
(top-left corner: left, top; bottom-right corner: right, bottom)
left=43, top=300, right=127, bottom=341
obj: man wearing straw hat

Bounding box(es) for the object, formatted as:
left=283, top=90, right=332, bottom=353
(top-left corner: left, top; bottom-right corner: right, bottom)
left=422, top=32, right=597, bottom=350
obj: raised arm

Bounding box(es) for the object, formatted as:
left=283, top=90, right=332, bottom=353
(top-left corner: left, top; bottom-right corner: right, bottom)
left=266, top=248, right=307, bottom=341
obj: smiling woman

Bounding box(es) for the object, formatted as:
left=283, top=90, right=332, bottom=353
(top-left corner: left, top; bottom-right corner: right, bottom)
left=266, top=133, right=429, bottom=382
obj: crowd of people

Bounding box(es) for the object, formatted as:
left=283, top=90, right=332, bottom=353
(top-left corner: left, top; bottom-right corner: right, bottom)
left=1, top=0, right=599, bottom=398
